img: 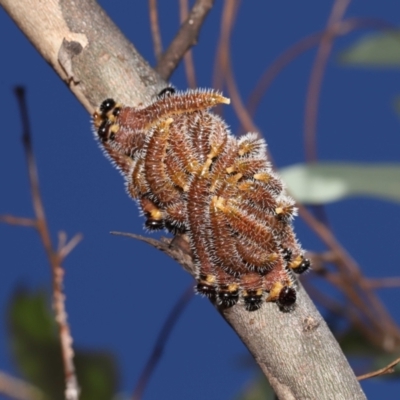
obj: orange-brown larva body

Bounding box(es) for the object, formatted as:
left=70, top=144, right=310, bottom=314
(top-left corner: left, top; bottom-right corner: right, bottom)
left=93, top=88, right=310, bottom=311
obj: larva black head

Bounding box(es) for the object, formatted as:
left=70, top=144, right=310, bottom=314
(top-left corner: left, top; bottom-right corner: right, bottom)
left=243, top=291, right=263, bottom=312
left=112, top=107, right=121, bottom=117
left=294, top=258, right=311, bottom=274
left=277, top=286, right=296, bottom=312
left=97, top=120, right=110, bottom=142
left=145, top=218, right=164, bottom=231
left=99, top=98, right=116, bottom=115
left=196, top=283, right=217, bottom=299
left=218, top=287, right=239, bottom=308
left=158, top=87, right=176, bottom=98
left=196, top=275, right=217, bottom=300
left=164, top=220, right=186, bottom=235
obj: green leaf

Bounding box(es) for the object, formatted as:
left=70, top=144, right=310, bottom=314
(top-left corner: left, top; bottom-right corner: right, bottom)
left=7, top=288, right=118, bottom=400
left=75, top=351, right=118, bottom=400
left=279, top=163, right=400, bottom=204
left=339, top=329, right=382, bottom=357
left=339, top=31, right=400, bottom=68
left=235, top=375, right=275, bottom=400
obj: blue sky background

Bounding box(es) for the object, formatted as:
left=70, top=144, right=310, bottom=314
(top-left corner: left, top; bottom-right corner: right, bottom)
left=1, top=1, right=400, bottom=399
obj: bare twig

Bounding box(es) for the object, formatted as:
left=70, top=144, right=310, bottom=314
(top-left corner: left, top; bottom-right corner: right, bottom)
left=0, top=215, right=36, bottom=227
left=14, top=87, right=80, bottom=400
left=179, top=0, right=198, bottom=88
left=148, top=0, right=163, bottom=61
left=58, top=232, right=84, bottom=261
left=304, top=0, right=352, bottom=162
left=0, top=370, right=45, bottom=400
left=132, top=285, right=194, bottom=400
left=213, top=0, right=255, bottom=143
left=364, top=277, right=400, bottom=289
left=212, top=0, right=240, bottom=93
left=110, top=231, right=196, bottom=276
left=156, top=0, right=215, bottom=80
left=226, top=57, right=261, bottom=139
left=357, top=356, right=400, bottom=381
left=211, top=0, right=255, bottom=132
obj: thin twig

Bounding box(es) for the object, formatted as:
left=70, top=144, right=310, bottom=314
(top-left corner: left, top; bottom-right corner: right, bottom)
left=179, top=0, right=198, bottom=88
left=110, top=231, right=196, bottom=276
left=132, top=285, right=194, bottom=400
left=225, top=56, right=261, bottom=138
left=14, top=87, right=80, bottom=400
left=0, top=370, right=45, bottom=400
left=0, top=215, right=36, bottom=227
left=212, top=0, right=257, bottom=136
left=363, top=277, right=400, bottom=290
left=357, top=356, right=400, bottom=381
left=304, top=0, right=352, bottom=162
left=58, top=232, right=83, bottom=261
left=315, top=266, right=400, bottom=291
left=212, top=0, right=240, bottom=93
left=156, top=0, right=215, bottom=80
left=148, top=0, right=163, bottom=61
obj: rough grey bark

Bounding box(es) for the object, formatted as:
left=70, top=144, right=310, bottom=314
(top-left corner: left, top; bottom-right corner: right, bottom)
left=1, top=1, right=366, bottom=399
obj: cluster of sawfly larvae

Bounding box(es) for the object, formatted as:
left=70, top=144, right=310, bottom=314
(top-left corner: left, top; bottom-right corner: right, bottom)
left=93, top=87, right=310, bottom=312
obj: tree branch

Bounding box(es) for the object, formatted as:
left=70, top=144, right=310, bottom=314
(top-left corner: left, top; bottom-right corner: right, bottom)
left=1, top=0, right=165, bottom=113
left=1, top=1, right=366, bottom=398
left=156, top=0, right=214, bottom=80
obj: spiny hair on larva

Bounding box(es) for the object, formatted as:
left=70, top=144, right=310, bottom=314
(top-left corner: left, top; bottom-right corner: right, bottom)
left=92, top=86, right=311, bottom=312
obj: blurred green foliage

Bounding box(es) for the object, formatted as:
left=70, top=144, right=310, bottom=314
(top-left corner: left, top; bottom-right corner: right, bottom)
left=235, top=375, right=275, bottom=400
left=280, top=163, right=400, bottom=205
left=339, top=31, right=400, bottom=67
left=7, top=288, right=118, bottom=400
